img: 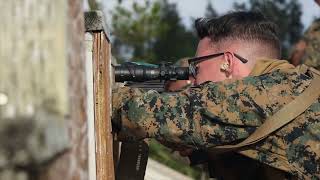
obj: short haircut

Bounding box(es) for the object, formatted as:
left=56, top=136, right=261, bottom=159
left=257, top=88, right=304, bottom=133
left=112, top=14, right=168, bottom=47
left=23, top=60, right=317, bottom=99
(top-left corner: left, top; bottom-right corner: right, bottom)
left=195, top=11, right=281, bottom=57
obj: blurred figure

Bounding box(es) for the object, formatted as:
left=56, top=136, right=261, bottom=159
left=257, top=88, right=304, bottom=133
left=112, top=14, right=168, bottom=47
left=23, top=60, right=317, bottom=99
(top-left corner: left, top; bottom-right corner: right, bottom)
left=165, top=58, right=195, bottom=92
left=290, top=0, right=320, bottom=69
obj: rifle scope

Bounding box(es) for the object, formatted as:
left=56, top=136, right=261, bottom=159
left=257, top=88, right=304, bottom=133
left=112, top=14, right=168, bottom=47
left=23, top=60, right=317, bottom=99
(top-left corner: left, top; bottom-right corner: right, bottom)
left=114, top=62, right=190, bottom=82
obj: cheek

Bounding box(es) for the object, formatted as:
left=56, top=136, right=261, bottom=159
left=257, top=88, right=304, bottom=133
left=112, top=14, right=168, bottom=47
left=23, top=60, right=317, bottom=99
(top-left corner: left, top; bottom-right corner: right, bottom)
left=196, top=62, right=223, bottom=83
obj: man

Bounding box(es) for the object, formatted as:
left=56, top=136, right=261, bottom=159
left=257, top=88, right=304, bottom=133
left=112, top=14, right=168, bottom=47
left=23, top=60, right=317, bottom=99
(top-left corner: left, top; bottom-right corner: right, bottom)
left=112, top=11, right=320, bottom=179
left=290, top=0, right=320, bottom=69
left=164, top=58, right=278, bottom=180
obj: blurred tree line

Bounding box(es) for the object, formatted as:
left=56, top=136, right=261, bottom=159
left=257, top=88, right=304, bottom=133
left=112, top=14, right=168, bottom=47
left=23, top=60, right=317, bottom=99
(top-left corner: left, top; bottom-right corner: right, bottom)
left=111, top=0, right=198, bottom=63
left=109, top=0, right=303, bottom=63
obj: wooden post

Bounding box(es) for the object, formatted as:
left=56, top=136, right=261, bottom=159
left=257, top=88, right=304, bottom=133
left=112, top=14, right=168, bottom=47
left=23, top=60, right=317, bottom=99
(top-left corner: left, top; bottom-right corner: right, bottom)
left=85, top=11, right=115, bottom=180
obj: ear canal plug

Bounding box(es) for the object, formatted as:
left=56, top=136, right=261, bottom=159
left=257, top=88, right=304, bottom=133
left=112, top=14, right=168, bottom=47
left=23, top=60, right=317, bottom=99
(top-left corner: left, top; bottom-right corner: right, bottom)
left=220, top=62, right=229, bottom=71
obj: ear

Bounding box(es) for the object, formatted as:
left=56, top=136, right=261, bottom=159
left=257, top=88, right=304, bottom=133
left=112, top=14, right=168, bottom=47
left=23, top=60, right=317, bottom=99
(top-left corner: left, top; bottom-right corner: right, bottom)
left=222, top=52, right=235, bottom=77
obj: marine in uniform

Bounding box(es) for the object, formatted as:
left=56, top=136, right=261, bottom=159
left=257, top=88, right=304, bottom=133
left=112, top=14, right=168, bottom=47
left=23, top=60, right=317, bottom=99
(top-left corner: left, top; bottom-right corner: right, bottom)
left=112, top=11, right=320, bottom=179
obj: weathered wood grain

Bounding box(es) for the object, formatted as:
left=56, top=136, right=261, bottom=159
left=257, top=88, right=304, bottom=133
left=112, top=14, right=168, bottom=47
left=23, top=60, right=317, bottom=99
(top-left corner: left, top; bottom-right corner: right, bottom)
left=92, top=31, right=115, bottom=180
left=85, top=10, right=115, bottom=180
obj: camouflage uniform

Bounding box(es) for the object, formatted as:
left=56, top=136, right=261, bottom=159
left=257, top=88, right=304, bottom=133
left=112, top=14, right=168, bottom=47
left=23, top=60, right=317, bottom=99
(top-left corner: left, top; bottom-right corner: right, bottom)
left=302, top=19, right=320, bottom=70
left=112, top=59, right=320, bottom=179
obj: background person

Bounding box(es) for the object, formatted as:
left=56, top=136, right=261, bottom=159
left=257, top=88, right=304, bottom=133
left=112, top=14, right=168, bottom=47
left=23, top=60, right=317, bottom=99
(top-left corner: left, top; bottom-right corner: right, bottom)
left=290, top=0, right=320, bottom=69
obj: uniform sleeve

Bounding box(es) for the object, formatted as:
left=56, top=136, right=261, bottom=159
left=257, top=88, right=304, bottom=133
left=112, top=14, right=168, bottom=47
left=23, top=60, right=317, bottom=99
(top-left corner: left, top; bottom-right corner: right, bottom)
left=112, top=71, right=293, bottom=149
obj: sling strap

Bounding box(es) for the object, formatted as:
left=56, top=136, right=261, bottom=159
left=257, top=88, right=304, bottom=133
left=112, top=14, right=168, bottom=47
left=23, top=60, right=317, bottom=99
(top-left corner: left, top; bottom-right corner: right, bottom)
left=208, top=66, right=320, bottom=153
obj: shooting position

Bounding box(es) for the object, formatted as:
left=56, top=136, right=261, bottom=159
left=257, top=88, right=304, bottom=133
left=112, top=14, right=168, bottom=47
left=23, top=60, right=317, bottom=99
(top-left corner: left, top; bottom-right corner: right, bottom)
left=112, top=11, right=320, bottom=179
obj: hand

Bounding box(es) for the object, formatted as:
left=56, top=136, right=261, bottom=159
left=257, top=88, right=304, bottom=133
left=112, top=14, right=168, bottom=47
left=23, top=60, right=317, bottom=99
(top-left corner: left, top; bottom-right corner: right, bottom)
left=158, top=139, right=193, bottom=156
left=178, top=148, right=193, bottom=157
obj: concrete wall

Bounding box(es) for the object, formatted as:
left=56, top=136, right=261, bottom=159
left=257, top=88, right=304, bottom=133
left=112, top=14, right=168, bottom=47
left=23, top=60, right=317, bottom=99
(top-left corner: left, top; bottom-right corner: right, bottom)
left=38, top=0, right=89, bottom=179
left=0, top=0, right=88, bottom=179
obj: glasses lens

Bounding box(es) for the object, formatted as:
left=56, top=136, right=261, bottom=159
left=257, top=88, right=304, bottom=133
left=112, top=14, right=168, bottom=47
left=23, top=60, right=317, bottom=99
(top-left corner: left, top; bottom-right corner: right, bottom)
left=189, top=64, right=197, bottom=78
left=195, top=66, right=199, bottom=77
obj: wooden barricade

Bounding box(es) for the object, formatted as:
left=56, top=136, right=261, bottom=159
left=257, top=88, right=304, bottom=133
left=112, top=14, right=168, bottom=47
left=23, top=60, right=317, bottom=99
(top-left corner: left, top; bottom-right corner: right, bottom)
left=85, top=11, right=117, bottom=180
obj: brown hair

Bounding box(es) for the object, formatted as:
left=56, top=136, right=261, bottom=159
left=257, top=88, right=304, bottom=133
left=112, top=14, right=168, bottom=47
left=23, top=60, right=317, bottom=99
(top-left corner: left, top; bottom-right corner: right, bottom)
left=195, top=11, right=281, bottom=58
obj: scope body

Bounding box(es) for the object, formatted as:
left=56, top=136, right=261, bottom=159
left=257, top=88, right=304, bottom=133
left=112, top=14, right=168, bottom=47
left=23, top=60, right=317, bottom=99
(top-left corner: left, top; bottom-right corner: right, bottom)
left=114, top=62, right=190, bottom=82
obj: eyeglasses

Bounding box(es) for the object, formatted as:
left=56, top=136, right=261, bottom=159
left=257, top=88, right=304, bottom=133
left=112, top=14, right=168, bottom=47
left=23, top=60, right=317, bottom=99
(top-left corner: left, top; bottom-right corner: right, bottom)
left=188, top=52, right=248, bottom=78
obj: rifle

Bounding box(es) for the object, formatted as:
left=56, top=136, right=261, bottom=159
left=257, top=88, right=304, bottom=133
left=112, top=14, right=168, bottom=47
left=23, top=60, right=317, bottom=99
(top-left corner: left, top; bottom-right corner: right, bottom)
left=114, top=61, right=190, bottom=92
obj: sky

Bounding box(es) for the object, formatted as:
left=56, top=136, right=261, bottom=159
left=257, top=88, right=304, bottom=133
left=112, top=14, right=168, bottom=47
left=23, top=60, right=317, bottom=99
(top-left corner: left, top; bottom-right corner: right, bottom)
left=95, top=0, right=320, bottom=30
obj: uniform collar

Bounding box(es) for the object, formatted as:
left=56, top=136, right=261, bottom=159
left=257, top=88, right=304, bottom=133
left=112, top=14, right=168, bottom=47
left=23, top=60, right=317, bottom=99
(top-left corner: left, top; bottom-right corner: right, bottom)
left=249, top=58, right=295, bottom=76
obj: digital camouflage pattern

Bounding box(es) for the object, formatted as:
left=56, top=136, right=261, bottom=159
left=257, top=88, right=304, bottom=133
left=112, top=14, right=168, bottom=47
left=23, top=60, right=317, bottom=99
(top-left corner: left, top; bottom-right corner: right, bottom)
left=302, top=19, right=320, bottom=70
left=112, top=60, right=320, bottom=179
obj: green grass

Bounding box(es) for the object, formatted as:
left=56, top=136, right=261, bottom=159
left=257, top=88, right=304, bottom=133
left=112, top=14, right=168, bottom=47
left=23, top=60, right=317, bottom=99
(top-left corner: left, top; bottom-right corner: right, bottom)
left=148, top=139, right=202, bottom=179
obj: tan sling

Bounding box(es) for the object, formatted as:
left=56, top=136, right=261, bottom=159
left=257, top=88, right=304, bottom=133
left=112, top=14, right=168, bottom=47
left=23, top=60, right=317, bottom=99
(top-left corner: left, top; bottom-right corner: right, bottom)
left=208, top=66, right=320, bottom=153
